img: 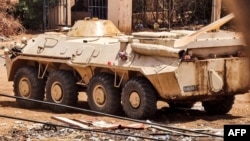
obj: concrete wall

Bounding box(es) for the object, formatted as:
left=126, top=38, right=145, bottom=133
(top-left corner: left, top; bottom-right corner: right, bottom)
left=108, top=0, right=132, bottom=34
left=108, top=0, right=119, bottom=28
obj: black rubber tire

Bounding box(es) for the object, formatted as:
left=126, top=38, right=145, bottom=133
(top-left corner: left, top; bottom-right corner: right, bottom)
left=168, top=102, right=195, bottom=109
left=13, top=66, right=45, bottom=108
left=45, top=70, right=78, bottom=113
left=202, top=95, right=235, bottom=115
left=121, top=77, right=158, bottom=119
left=87, top=73, right=122, bottom=115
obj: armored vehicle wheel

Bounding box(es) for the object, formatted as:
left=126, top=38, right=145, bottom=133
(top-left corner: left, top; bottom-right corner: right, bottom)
left=121, top=77, right=158, bottom=119
left=168, top=102, right=195, bottom=109
left=202, top=95, right=235, bottom=115
left=14, top=66, right=45, bottom=108
left=87, top=73, right=122, bottom=115
left=46, top=70, right=78, bottom=113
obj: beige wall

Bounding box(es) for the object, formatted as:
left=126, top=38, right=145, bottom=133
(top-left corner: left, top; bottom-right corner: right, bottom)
left=108, top=0, right=119, bottom=27
left=108, top=0, right=132, bottom=34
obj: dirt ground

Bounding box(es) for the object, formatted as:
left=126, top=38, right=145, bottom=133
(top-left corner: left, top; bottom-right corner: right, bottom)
left=0, top=34, right=250, bottom=140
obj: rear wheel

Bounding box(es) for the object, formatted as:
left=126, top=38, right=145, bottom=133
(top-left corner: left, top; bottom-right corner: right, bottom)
left=202, top=95, right=235, bottom=115
left=46, top=70, right=78, bottom=113
left=87, top=73, right=122, bottom=115
left=121, top=77, right=158, bottom=119
left=14, top=66, right=45, bottom=108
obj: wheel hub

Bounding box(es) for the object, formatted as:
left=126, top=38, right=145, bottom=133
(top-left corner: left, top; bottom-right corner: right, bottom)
left=19, top=78, right=31, bottom=97
left=129, top=92, right=140, bottom=108
left=93, top=85, right=106, bottom=107
left=51, top=82, right=63, bottom=102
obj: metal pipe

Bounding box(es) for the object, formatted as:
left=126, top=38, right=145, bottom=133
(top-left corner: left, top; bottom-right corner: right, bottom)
left=0, top=93, right=223, bottom=138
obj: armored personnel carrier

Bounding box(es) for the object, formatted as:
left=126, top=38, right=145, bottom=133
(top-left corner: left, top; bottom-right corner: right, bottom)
left=3, top=15, right=250, bottom=119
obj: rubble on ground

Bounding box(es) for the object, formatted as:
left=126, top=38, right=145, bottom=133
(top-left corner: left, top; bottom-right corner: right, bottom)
left=0, top=115, right=224, bottom=141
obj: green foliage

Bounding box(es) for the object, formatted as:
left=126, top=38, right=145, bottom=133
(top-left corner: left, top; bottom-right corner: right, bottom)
left=15, top=0, right=43, bottom=29
left=15, top=0, right=58, bottom=30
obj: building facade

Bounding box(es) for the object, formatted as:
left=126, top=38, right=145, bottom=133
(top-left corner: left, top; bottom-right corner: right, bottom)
left=45, top=0, right=132, bottom=33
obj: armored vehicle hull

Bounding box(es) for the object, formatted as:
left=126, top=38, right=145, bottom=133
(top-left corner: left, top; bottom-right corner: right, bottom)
left=3, top=16, right=250, bottom=119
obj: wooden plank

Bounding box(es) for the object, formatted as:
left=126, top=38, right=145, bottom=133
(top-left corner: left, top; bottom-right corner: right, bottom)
left=51, top=116, right=92, bottom=129
left=75, top=118, right=145, bottom=130
left=75, top=119, right=119, bottom=130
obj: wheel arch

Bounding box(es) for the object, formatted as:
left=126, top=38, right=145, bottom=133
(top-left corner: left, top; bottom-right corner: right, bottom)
left=9, top=59, right=78, bottom=81
left=93, top=67, right=147, bottom=88
left=8, top=59, right=35, bottom=81
left=93, top=67, right=113, bottom=75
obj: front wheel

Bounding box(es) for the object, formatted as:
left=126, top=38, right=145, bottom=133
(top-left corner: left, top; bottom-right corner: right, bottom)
left=14, top=66, right=45, bottom=108
left=202, top=95, right=235, bottom=115
left=121, top=77, right=158, bottom=119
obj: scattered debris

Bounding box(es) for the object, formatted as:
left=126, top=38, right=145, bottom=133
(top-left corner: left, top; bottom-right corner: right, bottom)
left=0, top=114, right=225, bottom=141
left=75, top=118, right=146, bottom=130
left=0, top=93, right=226, bottom=140
left=52, top=116, right=146, bottom=131
left=49, top=115, right=223, bottom=140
